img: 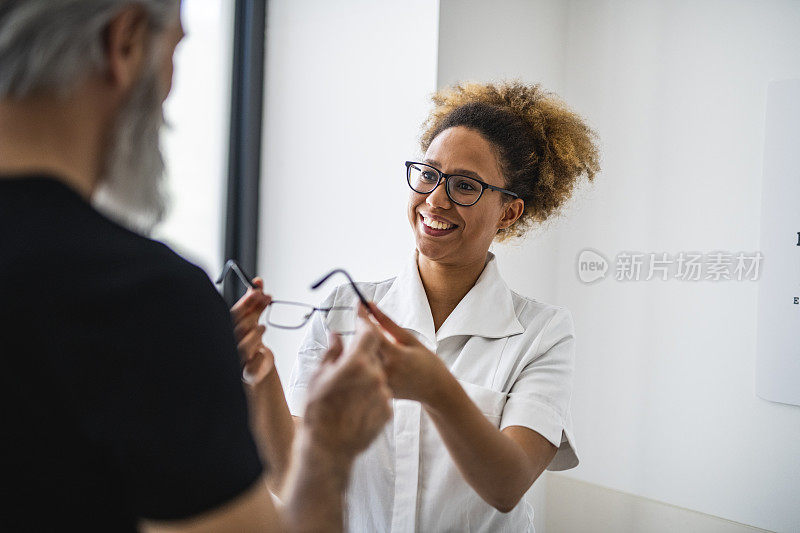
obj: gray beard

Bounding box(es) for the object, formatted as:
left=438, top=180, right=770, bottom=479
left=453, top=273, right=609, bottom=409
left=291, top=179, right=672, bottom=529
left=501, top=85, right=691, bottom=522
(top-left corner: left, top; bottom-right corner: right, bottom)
left=92, top=63, right=169, bottom=236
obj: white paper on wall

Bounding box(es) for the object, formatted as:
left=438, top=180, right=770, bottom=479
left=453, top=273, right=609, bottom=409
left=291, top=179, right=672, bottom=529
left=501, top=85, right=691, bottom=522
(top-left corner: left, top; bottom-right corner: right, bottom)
left=755, top=79, right=800, bottom=407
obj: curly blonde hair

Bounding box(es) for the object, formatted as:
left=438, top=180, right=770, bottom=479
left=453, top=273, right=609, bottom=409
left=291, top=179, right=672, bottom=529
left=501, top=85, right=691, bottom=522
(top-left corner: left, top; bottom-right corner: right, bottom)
left=420, top=81, right=601, bottom=240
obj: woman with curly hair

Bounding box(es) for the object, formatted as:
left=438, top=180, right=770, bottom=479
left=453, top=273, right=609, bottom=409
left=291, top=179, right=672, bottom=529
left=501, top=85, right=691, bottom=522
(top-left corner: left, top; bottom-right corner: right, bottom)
left=234, top=80, right=600, bottom=532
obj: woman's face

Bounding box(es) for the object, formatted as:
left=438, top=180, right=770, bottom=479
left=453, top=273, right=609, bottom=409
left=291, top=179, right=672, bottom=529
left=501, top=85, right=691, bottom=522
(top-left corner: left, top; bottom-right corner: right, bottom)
left=407, top=126, right=523, bottom=267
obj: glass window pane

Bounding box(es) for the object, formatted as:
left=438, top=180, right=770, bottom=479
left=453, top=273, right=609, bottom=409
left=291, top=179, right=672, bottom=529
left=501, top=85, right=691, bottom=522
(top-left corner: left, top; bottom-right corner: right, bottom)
left=155, top=1, right=233, bottom=279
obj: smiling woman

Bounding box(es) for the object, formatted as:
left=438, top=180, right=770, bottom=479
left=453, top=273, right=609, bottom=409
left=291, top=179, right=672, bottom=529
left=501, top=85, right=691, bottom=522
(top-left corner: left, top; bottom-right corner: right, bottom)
left=272, top=80, right=603, bottom=531
left=225, top=77, right=600, bottom=530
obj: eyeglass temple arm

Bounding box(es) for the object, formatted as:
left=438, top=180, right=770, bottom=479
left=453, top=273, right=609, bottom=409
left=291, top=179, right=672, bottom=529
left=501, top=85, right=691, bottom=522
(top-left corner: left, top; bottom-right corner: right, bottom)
left=215, top=259, right=256, bottom=290
left=310, top=269, right=372, bottom=311
left=486, top=183, right=519, bottom=198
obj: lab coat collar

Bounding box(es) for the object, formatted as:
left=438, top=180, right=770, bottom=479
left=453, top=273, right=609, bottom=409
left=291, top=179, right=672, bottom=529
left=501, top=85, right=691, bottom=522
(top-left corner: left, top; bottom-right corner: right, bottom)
left=376, top=250, right=525, bottom=345
left=376, top=251, right=437, bottom=344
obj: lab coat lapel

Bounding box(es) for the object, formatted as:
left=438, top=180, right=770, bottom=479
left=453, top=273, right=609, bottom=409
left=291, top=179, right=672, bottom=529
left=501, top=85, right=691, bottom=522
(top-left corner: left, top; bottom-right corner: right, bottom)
left=435, top=252, right=524, bottom=341
left=376, top=251, right=437, bottom=345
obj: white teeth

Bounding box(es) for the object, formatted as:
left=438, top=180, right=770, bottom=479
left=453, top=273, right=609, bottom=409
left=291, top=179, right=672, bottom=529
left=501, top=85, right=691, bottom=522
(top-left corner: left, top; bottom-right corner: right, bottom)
left=422, top=215, right=455, bottom=230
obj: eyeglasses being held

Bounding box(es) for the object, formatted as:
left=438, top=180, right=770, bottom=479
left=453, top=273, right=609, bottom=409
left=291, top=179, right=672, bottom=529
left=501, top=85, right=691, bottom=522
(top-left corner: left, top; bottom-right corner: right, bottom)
left=217, top=260, right=373, bottom=333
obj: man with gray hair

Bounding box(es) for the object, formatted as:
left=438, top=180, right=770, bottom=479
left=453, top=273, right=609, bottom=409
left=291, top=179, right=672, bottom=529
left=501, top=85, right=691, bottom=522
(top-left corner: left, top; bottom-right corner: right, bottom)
left=0, top=1, right=392, bottom=531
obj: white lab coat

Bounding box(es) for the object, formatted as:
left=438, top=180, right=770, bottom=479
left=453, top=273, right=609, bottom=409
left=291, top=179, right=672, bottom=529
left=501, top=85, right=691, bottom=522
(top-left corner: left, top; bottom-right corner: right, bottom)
left=287, top=251, right=579, bottom=532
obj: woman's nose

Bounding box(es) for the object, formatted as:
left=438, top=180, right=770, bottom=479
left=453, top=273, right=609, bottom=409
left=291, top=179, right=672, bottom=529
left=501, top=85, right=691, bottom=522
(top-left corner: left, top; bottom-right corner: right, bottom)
left=426, top=181, right=452, bottom=209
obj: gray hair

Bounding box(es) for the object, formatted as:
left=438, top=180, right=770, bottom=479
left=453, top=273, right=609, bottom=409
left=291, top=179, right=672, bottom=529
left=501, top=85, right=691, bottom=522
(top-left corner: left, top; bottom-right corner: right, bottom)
left=0, top=0, right=178, bottom=99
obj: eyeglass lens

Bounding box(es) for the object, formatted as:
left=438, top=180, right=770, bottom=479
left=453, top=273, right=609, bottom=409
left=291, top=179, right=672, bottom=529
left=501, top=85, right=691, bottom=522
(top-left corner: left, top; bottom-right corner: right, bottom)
left=266, top=302, right=355, bottom=334
left=266, top=302, right=316, bottom=329
left=407, top=163, right=482, bottom=206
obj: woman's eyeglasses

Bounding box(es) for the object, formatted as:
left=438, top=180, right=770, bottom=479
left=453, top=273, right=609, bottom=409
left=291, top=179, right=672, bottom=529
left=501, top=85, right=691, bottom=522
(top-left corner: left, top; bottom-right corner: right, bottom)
left=405, top=160, right=519, bottom=207
left=215, top=260, right=372, bottom=334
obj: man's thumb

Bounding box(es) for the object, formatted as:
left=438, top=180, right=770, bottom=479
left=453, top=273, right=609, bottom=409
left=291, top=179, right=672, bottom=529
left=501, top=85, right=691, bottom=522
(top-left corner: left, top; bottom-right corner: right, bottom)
left=321, top=331, right=344, bottom=364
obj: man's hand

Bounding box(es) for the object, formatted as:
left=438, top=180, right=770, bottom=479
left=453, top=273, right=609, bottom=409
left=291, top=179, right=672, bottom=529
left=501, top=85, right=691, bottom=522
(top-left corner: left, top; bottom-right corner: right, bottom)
left=302, top=307, right=393, bottom=464
left=230, top=277, right=274, bottom=385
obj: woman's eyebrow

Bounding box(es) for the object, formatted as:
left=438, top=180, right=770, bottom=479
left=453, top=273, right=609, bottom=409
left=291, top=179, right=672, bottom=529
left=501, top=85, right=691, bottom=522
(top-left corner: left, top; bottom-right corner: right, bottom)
left=423, top=159, right=484, bottom=179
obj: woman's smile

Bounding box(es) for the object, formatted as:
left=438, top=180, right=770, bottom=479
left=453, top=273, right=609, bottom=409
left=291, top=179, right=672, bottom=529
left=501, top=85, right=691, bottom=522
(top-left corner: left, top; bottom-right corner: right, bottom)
left=419, top=212, right=459, bottom=236
left=407, top=126, right=517, bottom=265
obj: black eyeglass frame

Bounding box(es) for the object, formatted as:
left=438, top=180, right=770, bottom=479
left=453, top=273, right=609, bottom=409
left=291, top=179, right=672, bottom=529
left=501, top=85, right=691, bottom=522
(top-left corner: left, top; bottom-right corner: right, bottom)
left=217, top=259, right=257, bottom=290
left=216, top=260, right=374, bottom=329
left=405, top=160, right=520, bottom=207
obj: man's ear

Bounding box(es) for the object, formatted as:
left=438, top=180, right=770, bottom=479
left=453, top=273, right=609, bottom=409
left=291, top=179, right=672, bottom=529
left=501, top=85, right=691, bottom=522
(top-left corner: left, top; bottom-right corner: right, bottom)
left=104, top=6, right=150, bottom=93
left=498, top=198, right=525, bottom=230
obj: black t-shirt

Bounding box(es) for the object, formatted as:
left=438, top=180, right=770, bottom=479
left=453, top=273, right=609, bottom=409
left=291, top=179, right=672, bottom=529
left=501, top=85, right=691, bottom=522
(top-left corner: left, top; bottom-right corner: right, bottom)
left=0, top=176, right=264, bottom=531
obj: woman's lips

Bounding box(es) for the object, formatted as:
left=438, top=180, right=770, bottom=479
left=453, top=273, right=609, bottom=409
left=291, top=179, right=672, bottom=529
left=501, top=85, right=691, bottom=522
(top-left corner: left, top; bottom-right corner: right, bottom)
left=419, top=213, right=458, bottom=237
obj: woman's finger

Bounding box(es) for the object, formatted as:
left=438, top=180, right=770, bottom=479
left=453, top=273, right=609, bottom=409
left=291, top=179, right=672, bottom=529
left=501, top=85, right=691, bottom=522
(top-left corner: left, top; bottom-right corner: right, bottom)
left=357, top=302, right=370, bottom=319
left=367, top=302, right=417, bottom=345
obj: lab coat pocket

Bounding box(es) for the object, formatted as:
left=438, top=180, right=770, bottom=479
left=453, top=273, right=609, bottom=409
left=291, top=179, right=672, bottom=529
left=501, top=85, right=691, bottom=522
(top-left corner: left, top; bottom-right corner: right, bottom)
left=457, top=379, right=508, bottom=427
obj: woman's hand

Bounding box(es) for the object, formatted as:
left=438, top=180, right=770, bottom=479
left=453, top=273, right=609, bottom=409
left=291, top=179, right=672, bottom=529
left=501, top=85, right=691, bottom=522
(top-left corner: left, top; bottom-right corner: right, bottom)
left=364, top=302, right=449, bottom=404
left=230, top=277, right=274, bottom=385
left=368, top=306, right=552, bottom=512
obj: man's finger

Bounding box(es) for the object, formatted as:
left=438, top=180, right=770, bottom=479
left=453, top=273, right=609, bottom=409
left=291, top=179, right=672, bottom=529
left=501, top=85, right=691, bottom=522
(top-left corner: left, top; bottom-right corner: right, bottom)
left=238, top=325, right=266, bottom=359
left=231, top=290, right=270, bottom=323
left=234, top=312, right=260, bottom=339
left=353, top=314, right=396, bottom=364
left=376, top=333, right=404, bottom=361
left=321, top=331, right=344, bottom=364
left=230, top=278, right=268, bottom=318
left=230, top=291, right=258, bottom=319
left=233, top=294, right=271, bottom=337
left=351, top=315, right=383, bottom=354
left=242, top=345, right=275, bottom=385
left=367, top=302, right=416, bottom=345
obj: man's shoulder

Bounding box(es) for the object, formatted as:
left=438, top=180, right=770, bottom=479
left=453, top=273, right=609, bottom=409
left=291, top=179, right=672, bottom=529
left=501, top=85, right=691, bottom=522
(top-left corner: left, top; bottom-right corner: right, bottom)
left=0, top=180, right=204, bottom=290
left=75, top=206, right=199, bottom=279
left=86, top=230, right=218, bottom=311
left=3, top=202, right=217, bottom=315
left=63, top=220, right=209, bottom=296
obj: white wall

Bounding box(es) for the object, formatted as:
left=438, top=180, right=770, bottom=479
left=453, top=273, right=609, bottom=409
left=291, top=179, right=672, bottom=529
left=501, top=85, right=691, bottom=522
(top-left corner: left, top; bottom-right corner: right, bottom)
left=438, top=1, right=800, bottom=532
left=438, top=0, right=572, bottom=315
left=259, top=0, right=439, bottom=380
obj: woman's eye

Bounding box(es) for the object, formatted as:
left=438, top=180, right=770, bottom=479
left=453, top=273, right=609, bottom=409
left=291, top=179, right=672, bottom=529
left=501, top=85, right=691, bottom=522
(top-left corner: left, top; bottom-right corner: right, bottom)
left=457, top=181, right=476, bottom=191
left=421, top=171, right=438, bottom=182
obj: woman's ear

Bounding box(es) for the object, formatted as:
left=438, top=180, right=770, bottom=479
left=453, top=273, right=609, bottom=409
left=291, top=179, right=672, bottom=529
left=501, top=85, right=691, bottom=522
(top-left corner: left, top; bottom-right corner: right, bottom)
left=498, top=198, right=524, bottom=230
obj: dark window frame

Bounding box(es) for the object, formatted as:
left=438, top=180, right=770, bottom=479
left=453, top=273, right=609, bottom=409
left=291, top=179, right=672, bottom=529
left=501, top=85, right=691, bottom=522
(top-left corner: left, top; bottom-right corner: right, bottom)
left=223, top=0, right=267, bottom=306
